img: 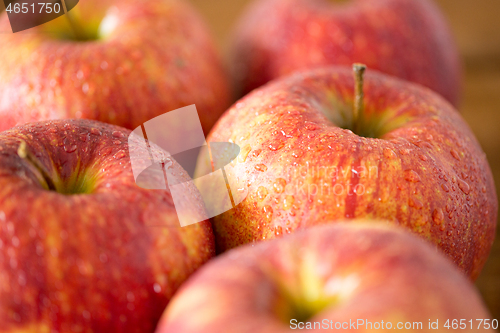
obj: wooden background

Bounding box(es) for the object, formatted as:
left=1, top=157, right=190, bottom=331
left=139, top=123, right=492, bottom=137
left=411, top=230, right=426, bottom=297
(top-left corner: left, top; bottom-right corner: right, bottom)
left=1, top=0, right=499, bottom=321
left=187, top=0, right=500, bottom=320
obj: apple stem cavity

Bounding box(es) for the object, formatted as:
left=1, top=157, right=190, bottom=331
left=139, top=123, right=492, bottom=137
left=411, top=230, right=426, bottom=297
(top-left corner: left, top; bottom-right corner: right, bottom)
left=17, top=140, right=57, bottom=191
left=352, top=63, right=367, bottom=134
left=61, top=0, right=87, bottom=41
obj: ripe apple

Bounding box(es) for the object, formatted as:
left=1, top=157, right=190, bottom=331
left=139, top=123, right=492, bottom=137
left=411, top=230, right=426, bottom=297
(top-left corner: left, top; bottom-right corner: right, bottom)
left=0, top=0, right=230, bottom=133
left=231, top=0, right=462, bottom=106
left=197, top=65, right=497, bottom=280
left=156, top=222, right=494, bottom=333
left=0, top=119, right=215, bottom=332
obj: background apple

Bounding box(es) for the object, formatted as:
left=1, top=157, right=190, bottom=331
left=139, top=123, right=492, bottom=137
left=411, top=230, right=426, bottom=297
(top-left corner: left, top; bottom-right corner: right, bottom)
left=156, top=222, right=494, bottom=333
left=231, top=0, right=462, bottom=106
left=0, top=0, right=231, bottom=134
left=0, top=119, right=215, bottom=332
left=197, top=66, right=497, bottom=280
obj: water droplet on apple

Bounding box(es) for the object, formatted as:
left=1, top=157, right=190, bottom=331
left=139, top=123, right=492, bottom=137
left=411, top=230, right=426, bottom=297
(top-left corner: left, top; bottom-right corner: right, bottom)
left=239, top=132, right=250, bottom=141
left=457, top=179, right=470, bottom=195
left=112, top=131, right=125, bottom=138
left=482, top=186, right=487, bottom=193
left=49, top=128, right=57, bottom=133
left=305, top=124, right=317, bottom=131
left=82, top=83, right=90, bottom=94
left=399, top=148, right=410, bottom=155
left=18, top=272, right=26, bottom=286
left=252, top=149, right=262, bottom=157
left=409, top=197, right=423, bottom=209
left=418, top=154, right=428, bottom=161
left=64, top=144, right=77, bottom=153
left=99, top=147, right=113, bottom=157
left=404, top=170, right=420, bottom=182
left=432, top=208, right=444, bottom=225
left=450, top=149, right=460, bottom=161
left=99, top=253, right=108, bottom=263
left=113, top=151, right=126, bottom=159
left=263, top=205, right=273, bottom=220
left=283, top=195, right=295, bottom=210
left=445, top=204, right=452, bottom=213
left=113, top=140, right=122, bottom=145
left=275, top=226, right=282, bottom=236
left=383, top=148, right=396, bottom=159
left=255, top=164, right=267, bottom=172
left=100, top=61, right=109, bottom=70
left=441, top=184, right=450, bottom=192
left=269, top=140, right=284, bottom=151
left=292, top=150, right=303, bottom=158
left=82, top=310, right=91, bottom=320
left=79, top=133, right=88, bottom=142
left=238, top=144, right=252, bottom=163
left=273, top=178, right=287, bottom=193
left=257, top=186, right=268, bottom=201
left=90, top=128, right=102, bottom=136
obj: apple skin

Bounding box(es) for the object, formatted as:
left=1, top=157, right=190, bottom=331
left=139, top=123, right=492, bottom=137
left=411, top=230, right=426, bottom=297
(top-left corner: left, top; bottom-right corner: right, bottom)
left=197, top=67, right=497, bottom=280
left=0, top=0, right=231, bottom=134
left=156, top=222, right=494, bottom=333
left=231, top=0, right=462, bottom=106
left=0, top=119, right=215, bottom=332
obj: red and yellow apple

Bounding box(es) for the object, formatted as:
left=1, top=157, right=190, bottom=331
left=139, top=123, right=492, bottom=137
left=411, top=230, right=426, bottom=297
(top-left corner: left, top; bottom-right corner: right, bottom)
left=197, top=66, right=497, bottom=279
left=0, top=119, right=215, bottom=332
left=156, top=222, right=494, bottom=333
left=231, top=0, right=462, bottom=106
left=0, top=0, right=230, bottom=133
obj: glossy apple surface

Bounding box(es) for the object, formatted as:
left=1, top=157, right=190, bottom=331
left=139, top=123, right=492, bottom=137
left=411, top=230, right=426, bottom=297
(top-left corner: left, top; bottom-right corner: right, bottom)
left=197, top=66, right=497, bottom=279
left=0, top=0, right=230, bottom=133
left=0, top=119, right=215, bottom=332
left=157, top=222, right=494, bottom=333
left=232, top=0, right=461, bottom=106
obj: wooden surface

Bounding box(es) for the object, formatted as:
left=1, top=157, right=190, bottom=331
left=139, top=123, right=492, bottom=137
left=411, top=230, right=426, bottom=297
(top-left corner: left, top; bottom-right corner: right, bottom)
left=189, top=0, right=500, bottom=319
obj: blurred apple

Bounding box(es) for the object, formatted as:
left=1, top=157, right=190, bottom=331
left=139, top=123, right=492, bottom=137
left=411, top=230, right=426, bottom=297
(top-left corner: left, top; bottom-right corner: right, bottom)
left=0, top=0, right=230, bottom=133
left=232, top=0, right=462, bottom=106
left=0, top=119, right=215, bottom=332
left=156, top=222, right=494, bottom=333
left=197, top=65, right=497, bottom=279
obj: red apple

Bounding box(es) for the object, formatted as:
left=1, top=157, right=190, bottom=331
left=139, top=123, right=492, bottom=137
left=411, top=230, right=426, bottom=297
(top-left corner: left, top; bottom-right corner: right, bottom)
left=231, top=0, right=462, bottom=106
left=0, top=119, right=215, bottom=332
left=156, top=222, right=495, bottom=333
left=197, top=65, right=497, bottom=280
left=0, top=0, right=230, bottom=133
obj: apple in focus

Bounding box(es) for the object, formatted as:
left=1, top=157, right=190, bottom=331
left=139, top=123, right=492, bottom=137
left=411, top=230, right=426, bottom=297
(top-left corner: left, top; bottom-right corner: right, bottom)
left=231, top=0, right=462, bottom=106
left=156, top=222, right=494, bottom=333
left=0, top=119, right=215, bottom=332
left=0, top=0, right=231, bottom=133
left=197, top=66, right=497, bottom=280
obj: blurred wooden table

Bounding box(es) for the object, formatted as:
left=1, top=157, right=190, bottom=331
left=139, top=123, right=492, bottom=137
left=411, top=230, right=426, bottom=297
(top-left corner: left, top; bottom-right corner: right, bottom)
left=189, top=0, right=500, bottom=319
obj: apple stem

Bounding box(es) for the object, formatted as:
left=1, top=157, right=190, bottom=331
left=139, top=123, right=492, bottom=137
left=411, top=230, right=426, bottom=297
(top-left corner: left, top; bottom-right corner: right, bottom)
left=17, top=140, right=57, bottom=191
left=61, top=0, right=87, bottom=41
left=352, top=63, right=367, bottom=133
